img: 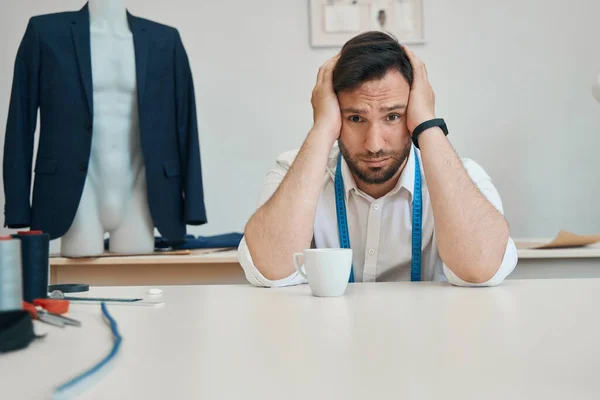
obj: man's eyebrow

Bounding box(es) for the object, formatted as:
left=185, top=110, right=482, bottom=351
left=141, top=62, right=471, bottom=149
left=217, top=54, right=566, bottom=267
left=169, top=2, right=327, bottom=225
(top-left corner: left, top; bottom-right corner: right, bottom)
left=341, top=107, right=368, bottom=114
left=341, top=105, right=407, bottom=114
left=380, top=104, right=406, bottom=112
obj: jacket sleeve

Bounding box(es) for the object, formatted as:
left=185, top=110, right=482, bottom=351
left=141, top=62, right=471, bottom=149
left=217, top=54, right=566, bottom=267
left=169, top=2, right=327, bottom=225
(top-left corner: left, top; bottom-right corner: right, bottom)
left=3, top=18, right=40, bottom=228
left=173, top=29, right=207, bottom=225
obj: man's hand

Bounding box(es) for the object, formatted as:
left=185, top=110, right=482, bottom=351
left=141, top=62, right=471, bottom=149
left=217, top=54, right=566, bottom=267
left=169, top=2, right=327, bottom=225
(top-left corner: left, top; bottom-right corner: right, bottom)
left=245, top=54, right=343, bottom=282
left=311, top=54, right=342, bottom=142
left=402, top=47, right=511, bottom=284
left=402, top=45, right=436, bottom=134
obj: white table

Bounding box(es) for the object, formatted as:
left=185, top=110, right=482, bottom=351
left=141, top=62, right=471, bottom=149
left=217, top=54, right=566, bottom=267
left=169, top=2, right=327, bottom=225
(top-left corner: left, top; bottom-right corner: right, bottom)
left=3, top=279, right=600, bottom=399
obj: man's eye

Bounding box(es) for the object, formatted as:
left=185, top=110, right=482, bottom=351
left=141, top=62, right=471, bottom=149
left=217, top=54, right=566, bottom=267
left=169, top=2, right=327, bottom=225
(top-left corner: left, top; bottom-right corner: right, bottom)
left=348, top=115, right=362, bottom=123
left=387, top=114, right=401, bottom=121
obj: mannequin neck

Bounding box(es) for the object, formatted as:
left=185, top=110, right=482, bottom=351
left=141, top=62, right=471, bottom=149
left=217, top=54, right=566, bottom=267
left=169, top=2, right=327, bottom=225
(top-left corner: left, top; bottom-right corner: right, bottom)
left=89, top=0, right=129, bottom=32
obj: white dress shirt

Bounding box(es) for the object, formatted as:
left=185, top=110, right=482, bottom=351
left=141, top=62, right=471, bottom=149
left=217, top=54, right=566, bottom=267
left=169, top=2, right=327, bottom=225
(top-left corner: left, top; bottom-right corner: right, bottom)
left=238, top=143, right=518, bottom=287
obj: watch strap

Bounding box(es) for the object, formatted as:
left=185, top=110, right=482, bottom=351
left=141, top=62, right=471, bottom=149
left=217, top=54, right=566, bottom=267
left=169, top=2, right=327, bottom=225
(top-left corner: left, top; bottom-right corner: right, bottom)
left=411, top=118, right=448, bottom=149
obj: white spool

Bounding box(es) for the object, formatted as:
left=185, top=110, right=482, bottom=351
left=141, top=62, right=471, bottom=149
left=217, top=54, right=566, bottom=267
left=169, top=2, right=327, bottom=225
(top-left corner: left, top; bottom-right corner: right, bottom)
left=0, top=237, right=23, bottom=312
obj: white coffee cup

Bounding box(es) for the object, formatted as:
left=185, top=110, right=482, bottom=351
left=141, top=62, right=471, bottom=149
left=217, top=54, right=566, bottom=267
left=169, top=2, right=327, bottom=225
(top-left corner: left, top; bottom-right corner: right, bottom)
left=293, top=248, right=353, bottom=297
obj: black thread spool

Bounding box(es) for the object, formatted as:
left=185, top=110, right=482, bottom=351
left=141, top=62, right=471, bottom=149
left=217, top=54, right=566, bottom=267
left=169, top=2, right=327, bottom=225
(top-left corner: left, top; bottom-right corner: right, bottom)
left=12, top=231, right=50, bottom=302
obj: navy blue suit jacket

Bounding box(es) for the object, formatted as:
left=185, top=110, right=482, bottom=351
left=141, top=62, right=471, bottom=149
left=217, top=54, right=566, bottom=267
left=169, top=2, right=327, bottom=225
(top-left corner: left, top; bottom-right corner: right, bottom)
left=3, top=4, right=207, bottom=240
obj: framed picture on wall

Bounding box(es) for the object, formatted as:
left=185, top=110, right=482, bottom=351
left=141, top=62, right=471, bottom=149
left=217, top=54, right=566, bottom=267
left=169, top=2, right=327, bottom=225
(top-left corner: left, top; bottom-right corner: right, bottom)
left=309, top=0, right=425, bottom=47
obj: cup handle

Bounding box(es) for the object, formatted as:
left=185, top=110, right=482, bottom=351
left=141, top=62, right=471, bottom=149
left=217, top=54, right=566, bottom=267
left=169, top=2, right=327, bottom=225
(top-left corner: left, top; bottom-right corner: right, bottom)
left=293, top=253, right=308, bottom=280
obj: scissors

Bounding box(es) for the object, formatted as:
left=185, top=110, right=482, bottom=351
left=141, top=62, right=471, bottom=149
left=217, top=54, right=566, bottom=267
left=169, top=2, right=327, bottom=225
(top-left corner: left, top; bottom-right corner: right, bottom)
left=22, top=299, right=82, bottom=328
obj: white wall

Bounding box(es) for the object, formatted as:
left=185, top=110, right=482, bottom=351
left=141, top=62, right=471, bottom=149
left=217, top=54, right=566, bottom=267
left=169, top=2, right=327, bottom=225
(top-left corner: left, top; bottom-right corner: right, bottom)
left=1, top=0, right=599, bottom=251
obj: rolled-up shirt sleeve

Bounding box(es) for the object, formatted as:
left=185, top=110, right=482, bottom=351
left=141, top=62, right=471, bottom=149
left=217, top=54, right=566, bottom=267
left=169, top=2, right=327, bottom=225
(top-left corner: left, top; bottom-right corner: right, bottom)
left=443, top=159, right=518, bottom=287
left=238, top=236, right=307, bottom=287
left=237, top=151, right=308, bottom=287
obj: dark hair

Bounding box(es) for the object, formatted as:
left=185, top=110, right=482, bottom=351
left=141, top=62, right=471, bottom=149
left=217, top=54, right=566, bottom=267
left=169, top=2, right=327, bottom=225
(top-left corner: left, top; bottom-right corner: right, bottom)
left=333, top=31, right=413, bottom=93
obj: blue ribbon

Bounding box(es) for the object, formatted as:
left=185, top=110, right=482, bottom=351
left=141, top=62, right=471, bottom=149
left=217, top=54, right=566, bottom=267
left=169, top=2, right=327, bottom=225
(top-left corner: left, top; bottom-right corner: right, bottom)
left=334, top=148, right=422, bottom=282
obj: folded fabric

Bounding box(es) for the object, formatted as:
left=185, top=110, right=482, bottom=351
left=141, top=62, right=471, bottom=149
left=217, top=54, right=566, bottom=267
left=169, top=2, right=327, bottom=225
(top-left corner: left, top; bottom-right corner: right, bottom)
left=104, top=233, right=243, bottom=251
left=0, top=310, right=37, bottom=353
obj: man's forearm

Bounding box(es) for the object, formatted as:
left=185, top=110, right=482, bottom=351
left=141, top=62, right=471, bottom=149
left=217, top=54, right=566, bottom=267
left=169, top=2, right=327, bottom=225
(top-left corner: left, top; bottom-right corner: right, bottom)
left=418, top=128, right=509, bottom=283
left=245, top=128, right=334, bottom=280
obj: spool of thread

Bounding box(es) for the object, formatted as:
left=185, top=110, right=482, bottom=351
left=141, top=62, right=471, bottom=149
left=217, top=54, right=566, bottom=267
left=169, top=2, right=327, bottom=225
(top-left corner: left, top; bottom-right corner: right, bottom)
left=0, top=236, right=23, bottom=312
left=12, top=231, right=50, bottom=302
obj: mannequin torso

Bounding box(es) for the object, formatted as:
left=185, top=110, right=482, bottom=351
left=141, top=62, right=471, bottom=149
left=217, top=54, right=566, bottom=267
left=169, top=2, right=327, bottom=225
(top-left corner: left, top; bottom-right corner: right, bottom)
left=60, top=0, right=154, bottom=256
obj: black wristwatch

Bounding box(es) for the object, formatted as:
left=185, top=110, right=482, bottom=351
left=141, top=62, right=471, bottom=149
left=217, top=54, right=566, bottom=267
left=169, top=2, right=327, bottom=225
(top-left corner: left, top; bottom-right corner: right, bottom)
left=411, top=118, right=449, bottom=149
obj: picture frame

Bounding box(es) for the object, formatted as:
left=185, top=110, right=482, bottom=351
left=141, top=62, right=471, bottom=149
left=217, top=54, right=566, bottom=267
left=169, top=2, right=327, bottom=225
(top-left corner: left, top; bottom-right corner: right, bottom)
left=309, top=0, right=425, bottom=48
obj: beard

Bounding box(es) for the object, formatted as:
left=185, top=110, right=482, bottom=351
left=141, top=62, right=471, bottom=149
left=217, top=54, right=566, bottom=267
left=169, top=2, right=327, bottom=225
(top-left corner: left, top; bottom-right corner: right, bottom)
left=338, top=138, right=412, bottom=185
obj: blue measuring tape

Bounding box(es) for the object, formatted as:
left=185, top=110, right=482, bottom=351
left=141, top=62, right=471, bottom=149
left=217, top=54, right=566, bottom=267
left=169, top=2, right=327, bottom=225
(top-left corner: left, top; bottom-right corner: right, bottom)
left=335, top=148, right=423, bottom=282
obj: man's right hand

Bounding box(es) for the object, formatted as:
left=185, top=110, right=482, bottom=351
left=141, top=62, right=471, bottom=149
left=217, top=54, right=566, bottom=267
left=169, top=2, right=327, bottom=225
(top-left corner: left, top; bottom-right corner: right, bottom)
left=311, top=54, right=342, bottom=142
left=245, top=54, right=343, bottom=281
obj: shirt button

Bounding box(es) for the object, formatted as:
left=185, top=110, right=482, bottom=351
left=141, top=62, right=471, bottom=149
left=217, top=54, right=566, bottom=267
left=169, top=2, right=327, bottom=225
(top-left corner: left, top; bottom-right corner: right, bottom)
left=373, top=203, right=380, bottom=210
left=368, top=249, right=375, bottom=255
left=79, top=163, right=87, bottom=172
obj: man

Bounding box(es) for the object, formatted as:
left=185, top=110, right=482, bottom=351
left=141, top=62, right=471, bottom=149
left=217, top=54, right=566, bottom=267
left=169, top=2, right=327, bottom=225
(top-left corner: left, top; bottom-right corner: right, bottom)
left=238, top=31, right=517, bottom=287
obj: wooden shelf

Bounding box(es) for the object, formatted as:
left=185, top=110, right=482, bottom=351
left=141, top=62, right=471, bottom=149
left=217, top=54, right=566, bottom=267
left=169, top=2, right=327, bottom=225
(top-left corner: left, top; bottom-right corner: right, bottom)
left=50, top=249, right=238, bottom=266
left=49, top=248, right=243, bottom=286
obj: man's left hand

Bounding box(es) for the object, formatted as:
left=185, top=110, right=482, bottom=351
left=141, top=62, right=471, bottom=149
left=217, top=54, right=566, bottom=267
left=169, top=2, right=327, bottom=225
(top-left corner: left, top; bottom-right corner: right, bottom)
left=402, top=45, right=436, bottom=134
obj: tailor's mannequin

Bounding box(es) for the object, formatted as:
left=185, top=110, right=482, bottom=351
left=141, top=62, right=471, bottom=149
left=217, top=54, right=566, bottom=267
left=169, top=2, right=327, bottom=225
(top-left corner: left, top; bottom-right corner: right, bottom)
left=60, top=0, right=154, bottom=256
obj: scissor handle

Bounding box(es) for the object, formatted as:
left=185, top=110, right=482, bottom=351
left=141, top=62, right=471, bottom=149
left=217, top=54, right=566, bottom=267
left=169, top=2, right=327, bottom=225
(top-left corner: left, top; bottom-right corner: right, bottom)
left=33, top=298, right=69, bottom=314
left=22, top=301, right=38, bottom=318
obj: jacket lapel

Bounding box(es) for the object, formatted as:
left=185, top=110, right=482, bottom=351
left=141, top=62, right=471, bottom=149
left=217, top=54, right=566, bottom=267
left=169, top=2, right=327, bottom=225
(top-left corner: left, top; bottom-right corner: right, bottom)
left=127, top=12, right=149, bottom=107
left=71, top=4, right=93, bottom=116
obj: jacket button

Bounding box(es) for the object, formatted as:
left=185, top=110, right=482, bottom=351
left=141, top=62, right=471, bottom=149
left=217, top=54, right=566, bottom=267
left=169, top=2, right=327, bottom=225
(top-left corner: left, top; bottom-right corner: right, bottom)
left=79, top=163, right=87, bottom=172
left=85, top=120, right=93, bottom=130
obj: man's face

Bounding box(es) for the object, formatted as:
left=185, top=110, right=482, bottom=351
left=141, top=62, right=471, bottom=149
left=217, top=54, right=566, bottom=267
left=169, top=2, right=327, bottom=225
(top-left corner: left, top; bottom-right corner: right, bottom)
left=338, top=70, right=412, bottom=185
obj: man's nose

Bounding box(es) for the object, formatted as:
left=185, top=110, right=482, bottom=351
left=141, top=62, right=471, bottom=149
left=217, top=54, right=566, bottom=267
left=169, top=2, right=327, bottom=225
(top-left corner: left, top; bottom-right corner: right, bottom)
left=364, top=122, right=385, bottom=154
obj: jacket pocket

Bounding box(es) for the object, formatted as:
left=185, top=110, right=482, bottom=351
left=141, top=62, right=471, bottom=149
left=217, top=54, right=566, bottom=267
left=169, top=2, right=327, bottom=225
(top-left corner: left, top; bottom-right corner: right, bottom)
left=163, top=160, right=181, bottom=178
left=34, top=158, right=57, bottom=175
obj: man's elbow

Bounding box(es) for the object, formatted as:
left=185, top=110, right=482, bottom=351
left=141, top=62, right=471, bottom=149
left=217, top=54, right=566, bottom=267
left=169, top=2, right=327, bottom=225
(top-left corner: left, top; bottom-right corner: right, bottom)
left=243, top=229, right=286, bottom=282
left=454, top=263, right=499, bottom=284
left=444, top=242, right=508, bottom=284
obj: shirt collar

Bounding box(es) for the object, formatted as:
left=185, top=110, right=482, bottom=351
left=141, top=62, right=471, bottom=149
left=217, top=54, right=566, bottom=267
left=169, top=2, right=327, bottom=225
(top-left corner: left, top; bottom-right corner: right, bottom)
left=326, top=145, right=353, bottom=201
left=392, top=144, right=416, bottom=202
left=327, top=143, right=418, bottom=203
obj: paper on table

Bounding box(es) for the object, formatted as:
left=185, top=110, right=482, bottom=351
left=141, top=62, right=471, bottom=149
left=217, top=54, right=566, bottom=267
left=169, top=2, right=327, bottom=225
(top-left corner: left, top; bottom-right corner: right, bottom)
left=517, top=230, right=600, bottom=249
